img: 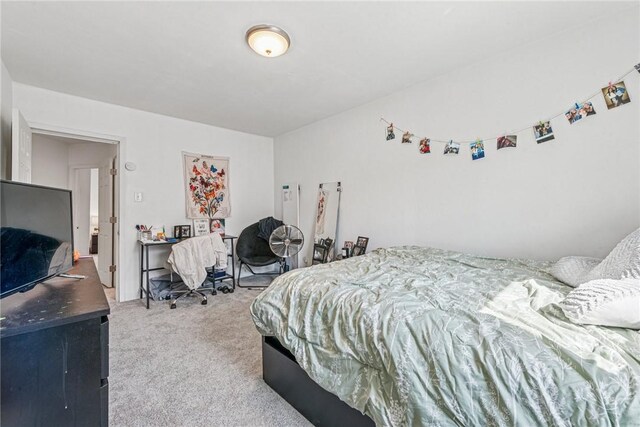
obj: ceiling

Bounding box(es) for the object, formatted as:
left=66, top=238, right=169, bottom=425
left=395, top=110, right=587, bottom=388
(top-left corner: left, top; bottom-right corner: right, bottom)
left=2, top=1, right=635, bottom=137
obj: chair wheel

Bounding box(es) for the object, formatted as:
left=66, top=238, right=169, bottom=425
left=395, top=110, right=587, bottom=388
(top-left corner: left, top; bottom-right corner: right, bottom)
left=212, top=290, right=217, bottom=295
left=221, top=287, right=229, bottom=294
left=228, top=288, right=234, bottom=293
left=201, top=299, right=207, bottom=305
left=170, top=303, right=176, bottom=309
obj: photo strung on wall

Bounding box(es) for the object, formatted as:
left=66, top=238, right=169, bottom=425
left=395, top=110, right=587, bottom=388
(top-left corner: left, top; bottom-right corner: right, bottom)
left=380, top=63, right=638, bottom=161
left=533, top=121, right=555, bottom=144
left=565, top=101, right=596, bottom=125
left=444, top=140, right=460, bottom=155
left=470, top=139, right=485, bottom=160
left=497, top=135, right=517, bottom=149
left=419, top=138, right=431, bottom=153
left=601, top=81, right=631, bottom=110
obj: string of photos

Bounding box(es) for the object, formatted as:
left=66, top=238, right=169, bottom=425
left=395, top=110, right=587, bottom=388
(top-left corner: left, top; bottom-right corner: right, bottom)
left=382, top=63, right=640, bottom=161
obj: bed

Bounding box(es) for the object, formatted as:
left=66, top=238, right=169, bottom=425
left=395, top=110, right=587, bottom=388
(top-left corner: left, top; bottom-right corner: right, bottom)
left=250, top=246, right=640, bottom=426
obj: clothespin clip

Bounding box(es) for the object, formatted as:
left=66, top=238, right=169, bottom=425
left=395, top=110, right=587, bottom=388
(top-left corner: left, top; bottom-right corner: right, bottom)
left=608, top=81, right=613, bottom=89
left=575, top=102, right=580, bottom=109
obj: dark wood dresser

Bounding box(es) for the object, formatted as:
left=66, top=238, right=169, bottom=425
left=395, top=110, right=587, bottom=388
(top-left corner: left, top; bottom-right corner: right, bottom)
left=0, top=259, right=110, bottom=426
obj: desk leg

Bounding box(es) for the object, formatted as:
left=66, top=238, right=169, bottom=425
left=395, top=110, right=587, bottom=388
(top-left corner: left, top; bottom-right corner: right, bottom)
left=146, top=245, right=150, bottom=309
left=231, top=240, right=236, bottom=291
left=139, top=245, right=144, bottom=299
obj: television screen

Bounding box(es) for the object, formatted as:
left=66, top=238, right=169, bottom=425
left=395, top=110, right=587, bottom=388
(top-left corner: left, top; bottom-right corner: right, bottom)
left=1, top=180, right=74, bottom=298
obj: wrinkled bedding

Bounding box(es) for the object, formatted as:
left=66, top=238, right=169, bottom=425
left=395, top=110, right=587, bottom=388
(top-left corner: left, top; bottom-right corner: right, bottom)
left=250, top=247, right=640, bottom=426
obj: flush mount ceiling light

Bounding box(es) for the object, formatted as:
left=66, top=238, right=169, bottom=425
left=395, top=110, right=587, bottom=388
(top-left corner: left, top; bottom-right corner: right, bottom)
left=245, top=24, right=290, bottom=58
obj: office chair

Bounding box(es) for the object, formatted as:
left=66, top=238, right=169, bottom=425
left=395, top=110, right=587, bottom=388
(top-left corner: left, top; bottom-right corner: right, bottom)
left=165, top=263, right=216, bottom=309
left=166, top=234, right=227, bottom=308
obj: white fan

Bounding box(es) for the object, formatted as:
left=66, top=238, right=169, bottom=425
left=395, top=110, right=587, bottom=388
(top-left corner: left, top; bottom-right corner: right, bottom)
left=269, top=225, right=305, bottom=260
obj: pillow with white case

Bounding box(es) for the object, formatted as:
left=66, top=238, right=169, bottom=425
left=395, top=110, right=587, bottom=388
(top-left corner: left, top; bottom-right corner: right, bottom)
left=583, top=228, right=640, bottom=283
left=559, top=278, right=640, bottom=329
left=550, top=256, right=602, bottom=287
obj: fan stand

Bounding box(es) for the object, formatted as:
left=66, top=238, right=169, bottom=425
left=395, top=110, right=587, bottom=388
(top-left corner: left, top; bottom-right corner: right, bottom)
left=236, top=258, right=286, bottom=290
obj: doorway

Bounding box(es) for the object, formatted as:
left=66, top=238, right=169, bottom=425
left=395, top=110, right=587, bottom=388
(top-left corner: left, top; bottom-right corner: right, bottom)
left=28, top=131, right=119, bottom=298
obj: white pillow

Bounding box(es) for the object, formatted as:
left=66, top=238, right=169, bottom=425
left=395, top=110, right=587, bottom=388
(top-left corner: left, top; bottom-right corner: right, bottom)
left=559, top=278, right=640, bottom=329
left=584, top=228, right=640, bottom=282
left=550, top=256, right=602, bottom=287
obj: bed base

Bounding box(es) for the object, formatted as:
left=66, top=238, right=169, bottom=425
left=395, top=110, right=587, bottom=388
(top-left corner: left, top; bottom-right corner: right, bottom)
left=262, top=336, right=375, bottom=427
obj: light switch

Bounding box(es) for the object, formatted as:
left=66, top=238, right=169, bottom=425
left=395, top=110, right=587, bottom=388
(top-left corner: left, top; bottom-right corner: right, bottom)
left=134, top=192, right=143, bottom=202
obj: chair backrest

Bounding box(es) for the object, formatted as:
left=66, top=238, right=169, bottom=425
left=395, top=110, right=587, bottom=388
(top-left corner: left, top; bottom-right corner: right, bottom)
left=236, top=222, right=276, bottom=261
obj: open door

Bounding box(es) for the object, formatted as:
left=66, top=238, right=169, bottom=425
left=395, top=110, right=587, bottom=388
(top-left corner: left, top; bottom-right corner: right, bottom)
left=97, top=157, right=115, bottom=287
left=11, top=108, right=32, bottom=183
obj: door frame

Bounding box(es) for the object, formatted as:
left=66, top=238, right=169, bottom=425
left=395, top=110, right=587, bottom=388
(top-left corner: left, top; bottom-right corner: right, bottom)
left=30, top=122, right=125, bottom=302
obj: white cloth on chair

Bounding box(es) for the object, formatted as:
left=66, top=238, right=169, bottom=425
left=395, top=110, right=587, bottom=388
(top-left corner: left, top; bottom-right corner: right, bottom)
left=167, top=233, right=228, bottom=290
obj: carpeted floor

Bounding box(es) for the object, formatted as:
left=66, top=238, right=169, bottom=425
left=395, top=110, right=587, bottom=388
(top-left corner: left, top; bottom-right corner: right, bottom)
left=106, top=277, right=311, bottom=427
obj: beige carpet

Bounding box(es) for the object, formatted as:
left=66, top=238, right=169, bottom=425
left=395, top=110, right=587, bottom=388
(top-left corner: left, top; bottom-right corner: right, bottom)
left=107, top=277, right=311, bottom=426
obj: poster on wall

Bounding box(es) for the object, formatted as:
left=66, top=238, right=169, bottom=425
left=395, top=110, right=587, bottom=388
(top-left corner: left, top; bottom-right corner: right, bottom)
left=315, top=188, right=328, bottom=235
left=183, top=152, right=230, bottom=219
left=313, top=182, right=341, bottom=262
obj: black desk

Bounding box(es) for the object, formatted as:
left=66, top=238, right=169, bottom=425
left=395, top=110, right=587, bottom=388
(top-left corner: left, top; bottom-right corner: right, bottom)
left=138, top=235, right=237, bottom=309
left=1, top=259, right=110, bottom=426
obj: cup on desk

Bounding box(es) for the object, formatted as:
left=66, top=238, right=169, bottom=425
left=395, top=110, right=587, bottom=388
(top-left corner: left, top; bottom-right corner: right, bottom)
left=139, top=230, right=152, bottom=241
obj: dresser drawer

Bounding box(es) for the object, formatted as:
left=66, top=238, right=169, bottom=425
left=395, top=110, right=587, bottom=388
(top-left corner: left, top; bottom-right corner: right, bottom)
left=100, top=378, right=109, bottom=427
left=100, top=316, right=109, bottom=379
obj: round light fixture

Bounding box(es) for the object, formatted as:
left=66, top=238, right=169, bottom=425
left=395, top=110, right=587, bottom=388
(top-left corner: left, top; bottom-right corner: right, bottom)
left=246, top=24, right=290, bottom=58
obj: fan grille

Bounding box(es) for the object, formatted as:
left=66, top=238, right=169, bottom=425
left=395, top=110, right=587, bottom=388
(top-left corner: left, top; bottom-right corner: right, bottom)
left=269, top=225, right=304, bottom=258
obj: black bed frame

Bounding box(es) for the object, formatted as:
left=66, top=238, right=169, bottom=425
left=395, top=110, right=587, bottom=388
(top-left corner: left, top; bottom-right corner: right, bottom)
left=262, top=336, right=375, bottom=427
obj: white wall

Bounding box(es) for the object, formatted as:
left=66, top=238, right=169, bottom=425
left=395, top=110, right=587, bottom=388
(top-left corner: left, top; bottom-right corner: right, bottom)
left=74, top=168, right=92, bottom=254
left=31, top=134, right=70, bottom=189
left=90, top=168, right=98, bottom=218
left=0, top=60, right=13, bottom=179
left=68, top=141, right=117, bottom=167
left=274, top=13, right=640, bottom=262
left=13, top=84, right=275, bottom=301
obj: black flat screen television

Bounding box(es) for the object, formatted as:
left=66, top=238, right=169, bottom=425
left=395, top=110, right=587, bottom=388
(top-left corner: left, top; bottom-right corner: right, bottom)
left=1, top=180, right=74, bottom=298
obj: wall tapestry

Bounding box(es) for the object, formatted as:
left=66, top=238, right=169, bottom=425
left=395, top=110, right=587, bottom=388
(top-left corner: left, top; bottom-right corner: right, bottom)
left=183, top=152, right=230, bottom=219
left=313, top=182, right=341, bottom=262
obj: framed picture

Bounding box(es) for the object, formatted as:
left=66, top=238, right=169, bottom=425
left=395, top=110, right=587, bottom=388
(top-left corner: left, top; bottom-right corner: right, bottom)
left=343, top=241, right=354, bottom=257
left=353, top=236, right=369, bottom=256
left=312, top=244, right=329, bottom=264
left=173, top=225, right=182, bottom=239
left=210, top=219, right=226, bottom=236
left=193, top=218, right=210, bottom=236
left=180, top=225, right=192, bottom=239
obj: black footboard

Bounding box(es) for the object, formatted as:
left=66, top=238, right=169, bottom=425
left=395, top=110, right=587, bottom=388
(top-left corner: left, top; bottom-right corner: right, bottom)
left=262, top=336, right=375, bottom=427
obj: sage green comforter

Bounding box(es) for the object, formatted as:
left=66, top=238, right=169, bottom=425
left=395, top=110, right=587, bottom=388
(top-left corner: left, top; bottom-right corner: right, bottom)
left=250, top=247, right=640, bottom=426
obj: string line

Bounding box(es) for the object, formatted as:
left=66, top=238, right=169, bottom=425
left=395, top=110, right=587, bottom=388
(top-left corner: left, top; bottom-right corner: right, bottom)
left=380, top=65, right=638, bottom=145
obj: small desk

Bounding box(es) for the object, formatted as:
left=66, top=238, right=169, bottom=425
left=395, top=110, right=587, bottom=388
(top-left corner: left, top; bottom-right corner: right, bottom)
left=138, top=235, right=237, bottom=309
